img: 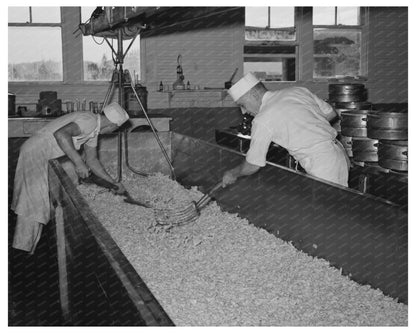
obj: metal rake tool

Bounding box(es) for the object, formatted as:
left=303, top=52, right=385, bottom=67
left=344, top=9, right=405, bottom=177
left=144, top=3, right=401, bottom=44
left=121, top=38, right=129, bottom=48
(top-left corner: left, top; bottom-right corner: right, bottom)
left=154, top=182, right=223, bottom=226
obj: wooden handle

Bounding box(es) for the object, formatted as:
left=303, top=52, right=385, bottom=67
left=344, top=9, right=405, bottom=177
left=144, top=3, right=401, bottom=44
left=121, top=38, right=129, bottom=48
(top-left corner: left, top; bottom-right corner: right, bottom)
left=87, top=173, right=119, bottom=191
left=195, top=181, right=224, bottom=207
left=207, top=181, right=224, bottom=196
left=124, top=196, right=149, bottom=208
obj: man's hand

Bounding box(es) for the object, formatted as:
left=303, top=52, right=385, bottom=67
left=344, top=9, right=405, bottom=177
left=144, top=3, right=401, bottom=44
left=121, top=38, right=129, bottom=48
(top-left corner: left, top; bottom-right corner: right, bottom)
left=75, top=162, right=90, bottom=179
left=222, top=170, right=238, bottom=187
left=222, top=160, right=261, bottom=187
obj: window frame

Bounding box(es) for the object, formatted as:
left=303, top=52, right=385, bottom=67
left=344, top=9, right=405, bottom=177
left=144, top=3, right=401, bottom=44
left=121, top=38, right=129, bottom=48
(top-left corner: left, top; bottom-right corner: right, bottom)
left=244, top=7, right=299, bottom=82
left=8, top=6, right=142, bottom=90
left=312, top=7, right=369, bottom=81
left=8, top=6, right=369, bottom=86
left=8, top=7, right=64, bottom=83
left=243, top=6, right=369, bottom=84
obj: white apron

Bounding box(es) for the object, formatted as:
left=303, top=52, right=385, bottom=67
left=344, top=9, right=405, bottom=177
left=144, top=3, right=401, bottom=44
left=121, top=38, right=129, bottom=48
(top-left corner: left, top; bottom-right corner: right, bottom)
left=11, top=115, right=100, bottom=253
left=293, top=139, right=350, bottom=187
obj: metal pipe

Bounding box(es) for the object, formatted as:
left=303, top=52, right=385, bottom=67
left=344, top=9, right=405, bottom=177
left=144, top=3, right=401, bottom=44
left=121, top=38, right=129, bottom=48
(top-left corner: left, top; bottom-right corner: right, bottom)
left=104, top=37, right=117, bottom=59
left=123, top=35, right=137, bottom=60
left=116, top=29, right=124, bottom=183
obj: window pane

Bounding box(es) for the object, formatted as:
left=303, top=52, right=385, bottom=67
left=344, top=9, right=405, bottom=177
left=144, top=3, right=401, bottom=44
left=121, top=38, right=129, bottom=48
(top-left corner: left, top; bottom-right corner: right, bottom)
left=31, top=7, right=60, bottom=23
left=8, top=7, right=30, bottom=23
left=244, top=44, right=296, bottom=81
left=246, top=7, right=269, bottom=27
left=244, top=57, right=296, bottom=81
left=337, top=7, right=360, bottom=25
left=246, top=7, right=295, bottom=41
left=8, top=27, right=63, bottom=81
left=83, top=36, right=140, bottom=81
left=313, top=7, right=335, bottom=25
left=270, top=7, right=294, bottom=28
left=81, top=6, right=98, bottom=23
left=244, top=7, right=296, bottom=81
left=313, top=28, right=361, bottom=78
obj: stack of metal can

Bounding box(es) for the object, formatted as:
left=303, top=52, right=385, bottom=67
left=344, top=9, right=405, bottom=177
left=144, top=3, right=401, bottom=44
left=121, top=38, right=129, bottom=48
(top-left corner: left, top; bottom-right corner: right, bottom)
left=328, top=83, right=374, bottom=163
left=329, top=83, right=408, bottom=172
left=366, top=111, right=408, bottom=172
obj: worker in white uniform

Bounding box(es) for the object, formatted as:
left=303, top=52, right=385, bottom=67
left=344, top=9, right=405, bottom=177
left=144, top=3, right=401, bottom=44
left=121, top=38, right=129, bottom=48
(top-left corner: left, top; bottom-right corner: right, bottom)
left=222, top=72, right=350, bottom=188
left=11, top=102, right=130, bottom=254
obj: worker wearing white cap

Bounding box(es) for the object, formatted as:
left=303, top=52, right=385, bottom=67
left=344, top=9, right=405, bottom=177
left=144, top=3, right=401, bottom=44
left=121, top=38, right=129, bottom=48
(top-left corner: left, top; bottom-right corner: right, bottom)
left=11, top=102, right=130, bottom=254
left=223, top=72, right=350, bottom=187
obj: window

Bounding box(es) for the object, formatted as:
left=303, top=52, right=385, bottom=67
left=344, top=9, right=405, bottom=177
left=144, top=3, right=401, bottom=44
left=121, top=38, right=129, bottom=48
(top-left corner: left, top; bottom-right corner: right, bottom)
left=8, top=7, right=63, bottom=81
left=313, top=7, right=366, bottom=79
left=244, top=7, right=296, bottom=81
left=81, top=7, right=141, bottom=81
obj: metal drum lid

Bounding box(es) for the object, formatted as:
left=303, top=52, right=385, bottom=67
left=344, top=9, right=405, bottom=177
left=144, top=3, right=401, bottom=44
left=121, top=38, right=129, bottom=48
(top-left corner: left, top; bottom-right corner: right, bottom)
left=329, top=93, right=367, bottom=103
left=328, top=84, right=368, bottom=103
left=333, top=101, right=372, bottom=110
left=328, top=83, right=366, bottom=93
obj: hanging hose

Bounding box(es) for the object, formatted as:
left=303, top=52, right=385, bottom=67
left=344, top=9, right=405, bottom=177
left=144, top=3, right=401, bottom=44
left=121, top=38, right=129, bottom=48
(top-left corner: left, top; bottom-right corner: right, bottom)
left=124, top=128, right=148, bottom=177
left=97, top=66, right=119, bottom=182
left=127, top=79, right=176, bottom=180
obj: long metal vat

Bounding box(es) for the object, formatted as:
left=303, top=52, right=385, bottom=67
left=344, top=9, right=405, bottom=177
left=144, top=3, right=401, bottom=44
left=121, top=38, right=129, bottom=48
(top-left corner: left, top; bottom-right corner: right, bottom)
left=47, top=131, right=408, bottom=324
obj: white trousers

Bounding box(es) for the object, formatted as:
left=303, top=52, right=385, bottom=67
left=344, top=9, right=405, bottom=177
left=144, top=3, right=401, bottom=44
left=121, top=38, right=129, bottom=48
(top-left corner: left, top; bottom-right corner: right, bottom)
left=13, top=215, right=43, bottom=255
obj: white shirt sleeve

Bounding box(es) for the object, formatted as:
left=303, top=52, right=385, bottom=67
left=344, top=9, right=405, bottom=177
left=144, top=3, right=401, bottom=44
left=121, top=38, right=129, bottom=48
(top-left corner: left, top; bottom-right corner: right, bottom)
left=246, top=121, right=273, bottom=167
left=311, top=92, right=337, bottom=121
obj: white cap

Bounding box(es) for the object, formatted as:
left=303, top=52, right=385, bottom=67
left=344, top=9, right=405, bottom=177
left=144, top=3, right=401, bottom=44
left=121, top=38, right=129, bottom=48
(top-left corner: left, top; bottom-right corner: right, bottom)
left=103, top=102, right=129, bottom=126
left=228, top=72, right=260, bottom=101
